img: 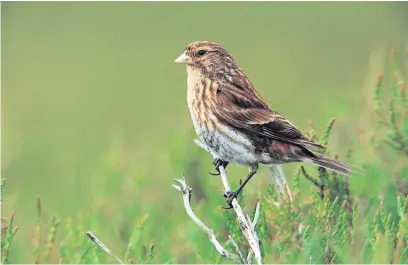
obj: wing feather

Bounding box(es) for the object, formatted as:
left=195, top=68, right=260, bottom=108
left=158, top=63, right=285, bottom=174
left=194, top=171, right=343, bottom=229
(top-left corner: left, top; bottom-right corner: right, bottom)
left=214, top=77, right=324, bottom=149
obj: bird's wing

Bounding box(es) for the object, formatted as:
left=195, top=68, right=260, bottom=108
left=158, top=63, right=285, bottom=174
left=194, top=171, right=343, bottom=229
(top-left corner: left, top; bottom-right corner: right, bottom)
left=213, top=77, right=324, bottom=149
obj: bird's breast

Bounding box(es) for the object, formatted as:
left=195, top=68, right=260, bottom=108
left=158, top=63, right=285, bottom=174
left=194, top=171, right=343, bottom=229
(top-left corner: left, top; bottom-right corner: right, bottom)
left=187, top=76, right=216, bottom=139
left=185, top=69, right=256, bottom=165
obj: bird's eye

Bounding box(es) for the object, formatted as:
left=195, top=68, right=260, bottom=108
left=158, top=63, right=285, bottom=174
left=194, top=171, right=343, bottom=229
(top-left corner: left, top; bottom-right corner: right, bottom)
left=197, top=50, right=207, bottom=56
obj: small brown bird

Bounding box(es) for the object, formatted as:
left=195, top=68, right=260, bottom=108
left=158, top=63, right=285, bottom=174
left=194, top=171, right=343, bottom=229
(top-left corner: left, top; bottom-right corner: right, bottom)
left=175, top=41, right=350, bottom=208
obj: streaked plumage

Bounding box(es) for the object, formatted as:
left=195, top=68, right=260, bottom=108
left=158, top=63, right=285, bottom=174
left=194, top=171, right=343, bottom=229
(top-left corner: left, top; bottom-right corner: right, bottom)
left=175, top=41, right=350, bottom=207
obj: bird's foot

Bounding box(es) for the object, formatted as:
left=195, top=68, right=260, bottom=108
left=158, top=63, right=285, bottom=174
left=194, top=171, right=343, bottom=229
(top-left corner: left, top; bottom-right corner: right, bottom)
left=209, top=159, right=229, bottom=176
left=222, top=190, right=238, bottom=210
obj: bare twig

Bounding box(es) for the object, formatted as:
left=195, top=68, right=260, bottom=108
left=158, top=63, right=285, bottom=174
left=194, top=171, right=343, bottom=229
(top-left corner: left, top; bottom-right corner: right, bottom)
left=247, top=201, right=261, bottom=264
left=228, top=235, right=245, bottom=264
left=172, top=178, right=242, bottom=264
left=219, top=166, right=263, bottom=264
left=251, top=201, right=261, bottom=230
left=269, top=165, right=293, bottom=201
left=86, top=231, right=124, bottom=264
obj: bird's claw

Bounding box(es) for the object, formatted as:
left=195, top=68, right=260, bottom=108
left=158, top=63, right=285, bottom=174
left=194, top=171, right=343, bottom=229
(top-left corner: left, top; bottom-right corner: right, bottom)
left=209, top=170, right=220, bottom=176
left=210, top=159, right=229, bottom=176
left=222, top=190, right=237, bottom=210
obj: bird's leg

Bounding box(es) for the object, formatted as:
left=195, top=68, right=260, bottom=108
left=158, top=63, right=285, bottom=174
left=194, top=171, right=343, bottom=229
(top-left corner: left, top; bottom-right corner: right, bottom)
left=209, top=158, right=229, bottom=176
left=223, top=164, right=258, bottom=209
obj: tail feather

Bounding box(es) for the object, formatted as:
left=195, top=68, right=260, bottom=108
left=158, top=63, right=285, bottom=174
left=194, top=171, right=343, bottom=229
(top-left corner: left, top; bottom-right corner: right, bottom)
left=305, top=152, right=351, bottom=176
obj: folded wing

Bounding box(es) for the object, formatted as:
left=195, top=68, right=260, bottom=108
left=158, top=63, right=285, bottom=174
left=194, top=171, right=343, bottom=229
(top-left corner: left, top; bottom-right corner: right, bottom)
left=214, top=77, right=324, bottom=149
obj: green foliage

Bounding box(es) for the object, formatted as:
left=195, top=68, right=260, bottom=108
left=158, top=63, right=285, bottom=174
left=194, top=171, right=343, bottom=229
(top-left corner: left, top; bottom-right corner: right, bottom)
left=1, top=179, right=19, bottom=264
left=1, top=212, right=18, bottom=264
left=124, top=214, right=149, bottom=263
left=320, top=118, right=336, bottom=149
left=44, top=216, right=60, bottom=261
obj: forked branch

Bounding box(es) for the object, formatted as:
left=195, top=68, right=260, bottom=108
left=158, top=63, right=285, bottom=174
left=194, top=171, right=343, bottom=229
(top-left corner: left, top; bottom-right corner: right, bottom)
left=172, top=177, right=243, bottom=264
left=173, top=173, right=263, bottom=264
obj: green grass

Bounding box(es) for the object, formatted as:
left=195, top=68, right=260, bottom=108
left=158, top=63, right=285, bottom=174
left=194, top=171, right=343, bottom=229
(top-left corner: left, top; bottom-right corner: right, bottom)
left=2, top=49, right=407, bottom=264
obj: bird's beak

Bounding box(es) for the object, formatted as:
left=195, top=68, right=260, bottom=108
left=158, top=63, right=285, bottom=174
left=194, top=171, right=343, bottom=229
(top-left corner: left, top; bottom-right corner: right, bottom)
left=174, top=52, right=192, bottom=64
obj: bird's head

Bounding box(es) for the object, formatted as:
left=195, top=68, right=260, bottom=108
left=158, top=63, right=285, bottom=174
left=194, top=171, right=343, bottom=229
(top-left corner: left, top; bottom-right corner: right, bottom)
left=175, top=41, right=238, bottom=75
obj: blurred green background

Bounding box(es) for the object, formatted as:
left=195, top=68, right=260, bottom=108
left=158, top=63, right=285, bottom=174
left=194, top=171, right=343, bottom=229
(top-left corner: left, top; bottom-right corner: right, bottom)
left=2, top=1, right=408, bottom=262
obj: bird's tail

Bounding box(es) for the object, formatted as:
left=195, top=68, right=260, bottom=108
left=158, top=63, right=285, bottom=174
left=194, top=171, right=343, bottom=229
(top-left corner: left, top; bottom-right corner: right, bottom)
left=304, top=152, right=351, bottom=176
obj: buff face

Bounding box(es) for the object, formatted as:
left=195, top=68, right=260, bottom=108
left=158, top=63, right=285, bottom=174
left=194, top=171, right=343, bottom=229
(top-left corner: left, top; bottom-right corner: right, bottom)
left=175, top=41, right=238, bottom=76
